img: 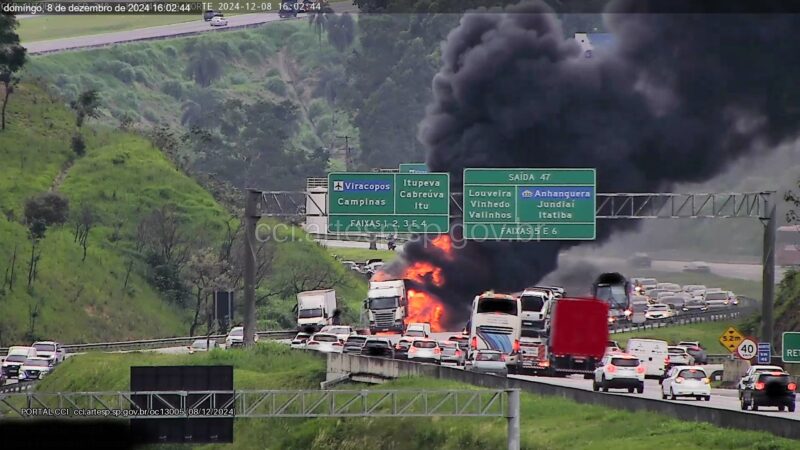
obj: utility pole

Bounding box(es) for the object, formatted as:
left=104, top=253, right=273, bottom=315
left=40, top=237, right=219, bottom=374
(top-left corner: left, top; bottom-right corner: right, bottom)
left=243, top=189, right=259, bottom=347
left=337, top=135, right=351, bottom=171
left=761, top=197, right=777, bottom=347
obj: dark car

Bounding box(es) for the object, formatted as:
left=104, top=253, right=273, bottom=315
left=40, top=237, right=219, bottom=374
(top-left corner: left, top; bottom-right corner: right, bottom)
left=361, top=338, right=395, bottom=358
left=343, top=335, right=368, bottom=354
left=203, top=10, right=224, bottom=21
left=1, top=354, right=26, bottom=379
left=740, top=372, right=796, bottom=412
left=394, top=339, right=412, bottom=360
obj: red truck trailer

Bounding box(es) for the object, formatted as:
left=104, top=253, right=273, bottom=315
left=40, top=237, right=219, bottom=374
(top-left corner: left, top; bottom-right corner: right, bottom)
left=546, top=297, right=609, bottom=377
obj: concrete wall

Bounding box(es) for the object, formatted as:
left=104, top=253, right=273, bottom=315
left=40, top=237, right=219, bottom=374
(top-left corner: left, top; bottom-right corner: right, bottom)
left=328, top=354, right=800, bottom=440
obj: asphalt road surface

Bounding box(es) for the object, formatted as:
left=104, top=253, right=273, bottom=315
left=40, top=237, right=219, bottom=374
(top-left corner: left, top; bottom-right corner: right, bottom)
left=24, top=3, right=359, bottom=55
left=512, top=374, right=799, bottom=420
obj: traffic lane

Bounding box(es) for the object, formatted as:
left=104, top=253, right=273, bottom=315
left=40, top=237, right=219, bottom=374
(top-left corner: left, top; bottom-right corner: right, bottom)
left=24, top=3, right=360, bottom=54
left=512, top=374, right=799, bottom=420
left=24, top=13, right=285, bottom=54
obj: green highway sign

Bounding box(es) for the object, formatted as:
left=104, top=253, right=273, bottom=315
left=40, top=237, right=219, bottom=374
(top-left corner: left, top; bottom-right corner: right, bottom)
left=782, top=332, right=800, bottom=363
left=462, top=168, right=596, bottom=240
left=399, top=163, right=429, bottom=173
left=328, top=172, right=449, bottom=233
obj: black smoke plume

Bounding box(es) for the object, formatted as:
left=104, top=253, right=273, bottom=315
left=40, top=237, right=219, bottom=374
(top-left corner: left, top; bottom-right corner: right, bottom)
left=394, top=1, right=800, bottom=326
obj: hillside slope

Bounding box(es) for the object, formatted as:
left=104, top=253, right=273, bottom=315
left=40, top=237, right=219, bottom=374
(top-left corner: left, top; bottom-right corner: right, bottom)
left=0, top=84, right=228, bottom=345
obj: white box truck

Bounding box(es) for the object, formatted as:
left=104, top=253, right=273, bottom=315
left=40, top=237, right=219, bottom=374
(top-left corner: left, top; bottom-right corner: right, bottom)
left=297, top=289, right=337, bottom=332
left=366, top=279, right=410, bottom=334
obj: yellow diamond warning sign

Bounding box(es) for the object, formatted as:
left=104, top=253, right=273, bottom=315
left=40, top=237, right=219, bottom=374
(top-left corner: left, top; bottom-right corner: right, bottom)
left=719, top=326, right=745, bottom=353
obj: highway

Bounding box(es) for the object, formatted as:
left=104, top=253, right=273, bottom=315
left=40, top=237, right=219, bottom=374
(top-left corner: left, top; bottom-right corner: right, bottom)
left=511, top=374, right=799, bottom=420
left=23, top=3, right=359, bottom=55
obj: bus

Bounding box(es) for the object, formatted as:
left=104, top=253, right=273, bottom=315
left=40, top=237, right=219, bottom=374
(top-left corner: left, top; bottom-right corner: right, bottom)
left=468, top=291, right=522, bottom=372
left=591, top=273, right=632, bottom=326
left=777, top=226, right=800, bottom=267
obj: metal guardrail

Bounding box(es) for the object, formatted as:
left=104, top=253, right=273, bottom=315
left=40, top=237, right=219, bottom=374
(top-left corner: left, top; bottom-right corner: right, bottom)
left=0, top=330, right=297, bottom=357
left=609, top=305, right=756, bottom=335
left=0, top=381, right=36, bottom=395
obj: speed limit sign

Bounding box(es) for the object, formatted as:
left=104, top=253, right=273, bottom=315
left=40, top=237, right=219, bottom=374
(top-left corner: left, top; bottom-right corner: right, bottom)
left=737, top=338, right=758, bottom=360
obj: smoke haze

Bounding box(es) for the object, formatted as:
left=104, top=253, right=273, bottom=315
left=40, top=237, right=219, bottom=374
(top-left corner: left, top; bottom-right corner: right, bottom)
left=396, top=1, right=800, bottom=325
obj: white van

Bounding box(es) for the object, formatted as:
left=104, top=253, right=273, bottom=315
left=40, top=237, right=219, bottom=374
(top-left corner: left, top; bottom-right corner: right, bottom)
left=625, top=339, right=669, bottom=378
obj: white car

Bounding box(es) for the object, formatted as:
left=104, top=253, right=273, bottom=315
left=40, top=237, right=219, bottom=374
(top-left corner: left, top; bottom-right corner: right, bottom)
left=32, top=341, right=65, bottom=365
left=291, top=332, right=311, bottom=349
left=18, top=357, right=54, bottom=380
left=661, top=366, right=711, bottom=401
left=704, top=290, right=732, bottom=308
left=666, top=346, right=695, bottom=367
left=593, top=353, right=645, bottom=393
left=305, top=333, right=344, bottom=353
left=320, top=325, right=355, bottom=341
left=645, top=303, right=675, bottom=320
left=188, top=338, right=219, bottom=354
left=225, top=326, right=258, bottom=348
left=406, top=338, right=441, bottom=364
left=210, top=15, right=228, bottom=26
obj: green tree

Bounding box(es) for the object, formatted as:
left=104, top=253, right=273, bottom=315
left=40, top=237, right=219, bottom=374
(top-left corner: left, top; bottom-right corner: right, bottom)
left=327, top=13, right=356, bottom=52
left=0, top=12, right=27, bottom=131
left=184, top=42, right=225, bottom=87
left=70, top=89, right=102, bottom=128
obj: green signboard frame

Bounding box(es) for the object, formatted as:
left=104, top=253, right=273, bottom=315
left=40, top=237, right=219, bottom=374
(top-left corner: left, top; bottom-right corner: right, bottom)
left=462, top=168, right=596, bottom=241
left=782, top=332, right=800, bottom=363
left=327, top=172, right=449, bottom=234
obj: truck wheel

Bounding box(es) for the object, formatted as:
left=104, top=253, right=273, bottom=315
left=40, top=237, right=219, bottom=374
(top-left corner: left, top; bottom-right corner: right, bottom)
left=789, top=403, right=796, bottom=413
left=779, top=405, right=786, bottom=412
left=628, top=388, right=634, bottom=393
left=637, top=385, right=644, bottom=394
left=592, top=380, right=599, bottom=392
left=670, top=389, right=677, bottom=400
left=740, top=398, right=748, bottom=410
left=704, top=396, right=710, bottom=401
left=751, top=399, right=758, bottom=411
left=662, top=391, right=667, bottom=400
left=601, top=376, right=609, bottom=392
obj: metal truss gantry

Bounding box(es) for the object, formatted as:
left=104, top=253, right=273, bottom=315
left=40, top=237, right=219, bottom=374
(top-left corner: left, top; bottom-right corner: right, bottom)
left=0, top=389, right=521, bottom=449
left=244, top=189, right=777, bottom=347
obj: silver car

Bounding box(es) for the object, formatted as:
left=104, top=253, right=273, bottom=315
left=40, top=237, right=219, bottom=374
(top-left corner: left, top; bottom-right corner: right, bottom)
left=467, top=350, right=508, bottom=376
left=407, top=338, right=441, bottom=364
left=439, top=341, right=466, bottom=366
left=306, top=333, right=344, bottom=353
left=290, top=332, right=311, bottom=350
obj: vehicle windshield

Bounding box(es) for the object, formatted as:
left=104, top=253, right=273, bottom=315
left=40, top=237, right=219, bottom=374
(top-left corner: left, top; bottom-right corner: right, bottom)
left=758, top=374, right=791, bottom=384
left=5, top=355, right=26, bottom=363
left=229, top=328, right=243, bottom=336
left=294, top=334, right=310, bottom=341
left=25, top=359, right=49, bottom=367
left=327, top=327, right=350, bottom=335
left=298, top=308, right=323, bottom=318
left=366, top=340, right=390, bottom=348
left=705, top=292, right=727, bottom=301
left=192, top=340, right=209, bottom=348
left=33, top=343, right=55, bottom=352
left=649, top=305, right=668, bottom=310
left=678, top=369, right=706, bottom=379
left=369, top=297, right=398, bottom=309
left=477, top=298, right=518, bottom=315
left=595, top=285, right=628, bottom=309
left=313, top=334, right=338, bottom=342
left=346, top=336, right=367, bottom=344
left=520, top=295, right=546, bottom=312
left=476, top=352, right=502, bottom=361
left=413, top=341, right=437, bottom=349
left=406, top=330, right=426, bottom=337
left=668, top=348, right=686, bottom=354
left=611, top=358, right=639, bottom=367
left=521, top=328, right=544, bottom=338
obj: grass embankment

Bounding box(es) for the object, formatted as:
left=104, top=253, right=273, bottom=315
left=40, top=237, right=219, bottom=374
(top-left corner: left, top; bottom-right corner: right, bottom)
left=0, top=83, right=230, bottom=343
left=38, top=346, right=797, bottom=449
left=614, top=321, right=738, bottom=353
left=25, top=19, right=358, bottom=161
left=18, top=15, right=197, bottom=42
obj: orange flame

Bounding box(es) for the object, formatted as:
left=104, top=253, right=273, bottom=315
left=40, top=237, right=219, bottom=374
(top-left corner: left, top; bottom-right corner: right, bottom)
left=431, top=235, right=454, bottom=259
left=402, top=261, right=445, bottom=287
left=407, top=290, right=445, bottom=332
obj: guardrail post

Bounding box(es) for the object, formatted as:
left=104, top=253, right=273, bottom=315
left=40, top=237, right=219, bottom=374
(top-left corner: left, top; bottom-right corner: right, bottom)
left=506, top=389, right=520, bottom=450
